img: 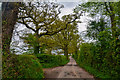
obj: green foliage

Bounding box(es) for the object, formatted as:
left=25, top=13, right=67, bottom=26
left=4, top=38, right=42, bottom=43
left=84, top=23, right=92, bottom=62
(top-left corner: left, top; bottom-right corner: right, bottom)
left=78, top=64, right=111, bottom=79
left=35, top=54, right=69, bottom=68
left=72, top=53, right=78, bottom=61
left=73, top=42, right=120, bottom=79
left=76, top=2, right=120, bottom=78
left=52, top=15, right=80, bottom=59
left=86, top=18, right=108, bottom=40
left=21, top=33, right=39, bottom=48
left=2, top=20, right=7, bottom=25
left=22, top=49, right=34, bottom=55
left=78, top=43, right=95, bottom=66
left=3, top=54, right=44, bottom=78
left=18, top=2, right=65, bottom=55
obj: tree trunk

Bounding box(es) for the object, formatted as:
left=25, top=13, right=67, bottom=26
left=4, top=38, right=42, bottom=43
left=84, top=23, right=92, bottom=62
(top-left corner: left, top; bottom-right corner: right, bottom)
left=110, top=15, right=116, bottom=38
left=34, top=33, right=40, bottom=54
left=64, top=45, right=69, bottom=60
left=34, top=45, right=40, bottom=54
left=75, top=47, right=78, bottom=54
left=40, top=46, right=45, bottom=54
left=48, top=48, right=52, bottom=55
left=109, top=3, right=117, bottom=54
left=2, top=2, right=20, bottom=55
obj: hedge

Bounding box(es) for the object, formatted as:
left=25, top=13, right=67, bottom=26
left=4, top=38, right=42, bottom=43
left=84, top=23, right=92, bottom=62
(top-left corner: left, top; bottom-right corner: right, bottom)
left=72, top=43, right=120, bottom=79
left=35, top=54, right=69, bottom=68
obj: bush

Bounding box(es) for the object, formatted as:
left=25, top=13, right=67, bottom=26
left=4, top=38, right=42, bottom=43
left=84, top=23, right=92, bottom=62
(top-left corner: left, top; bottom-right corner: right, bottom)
left=72, top=53, right=78, bottom=60
left=35, top=54, right=69, bottom=68
left=2, top=54, right=44, bottom=78
left=78, top=43, right=95, bottom=66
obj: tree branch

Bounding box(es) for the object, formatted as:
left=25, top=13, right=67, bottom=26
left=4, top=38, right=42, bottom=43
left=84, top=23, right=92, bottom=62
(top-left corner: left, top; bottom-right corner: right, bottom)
left=39, top=11, right=83, bottom=37
left=104, top=2, right=111, bottom=14
left=20, top=18, right=36, bottom=32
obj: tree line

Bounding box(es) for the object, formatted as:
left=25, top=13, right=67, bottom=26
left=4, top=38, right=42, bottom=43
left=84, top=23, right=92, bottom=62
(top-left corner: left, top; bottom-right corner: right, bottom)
left=73, top=2, right=120, bottom=78
left=2, top=2, right=83, bottom=60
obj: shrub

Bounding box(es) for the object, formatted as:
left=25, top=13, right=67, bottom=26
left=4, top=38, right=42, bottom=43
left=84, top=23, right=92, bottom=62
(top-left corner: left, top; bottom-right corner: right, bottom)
left=2, top=54, right=44, bottom=78
left=55, top=55, right=69, bottom=66
left=35, top=54, right=69, bottom=68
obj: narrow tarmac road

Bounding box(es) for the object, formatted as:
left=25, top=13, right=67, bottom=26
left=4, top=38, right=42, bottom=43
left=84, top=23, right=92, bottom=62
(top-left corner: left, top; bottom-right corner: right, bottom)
left=43, top=56, right=95, bottom=79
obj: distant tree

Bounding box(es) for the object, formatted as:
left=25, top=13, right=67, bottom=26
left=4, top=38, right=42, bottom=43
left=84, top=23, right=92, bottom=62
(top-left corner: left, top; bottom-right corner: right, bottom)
left=18, top=2, right=64, bottom=54
left=18, top=2, right=82, bottom=54
left=68, top=34, right=82, bottom=55
left=52, top=14, right=82, bottom=59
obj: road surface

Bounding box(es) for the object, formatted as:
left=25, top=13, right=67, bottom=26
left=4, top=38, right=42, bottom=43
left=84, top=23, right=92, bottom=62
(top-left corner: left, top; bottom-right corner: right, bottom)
left=43, top=56, right=95, bottom=79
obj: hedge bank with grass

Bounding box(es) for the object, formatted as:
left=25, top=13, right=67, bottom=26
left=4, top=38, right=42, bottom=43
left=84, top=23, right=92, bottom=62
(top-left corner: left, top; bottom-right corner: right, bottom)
left=3, top=53, right=69, bottom=79
left=3, top=54, right=44, bottom=79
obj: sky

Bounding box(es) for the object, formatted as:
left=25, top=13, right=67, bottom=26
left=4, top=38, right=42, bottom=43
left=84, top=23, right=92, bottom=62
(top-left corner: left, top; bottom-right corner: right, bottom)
left=0, top=3, right=2, bottom=10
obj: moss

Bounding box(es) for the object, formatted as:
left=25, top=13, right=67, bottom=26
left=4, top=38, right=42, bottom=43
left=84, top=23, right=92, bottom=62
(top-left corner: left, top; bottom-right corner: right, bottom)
left=2, top=54, right=44, bottom=79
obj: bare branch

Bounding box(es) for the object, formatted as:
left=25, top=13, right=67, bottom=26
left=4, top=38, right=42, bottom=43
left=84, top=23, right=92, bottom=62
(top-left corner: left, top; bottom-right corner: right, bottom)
left=19, top=18, right=36, bottom=32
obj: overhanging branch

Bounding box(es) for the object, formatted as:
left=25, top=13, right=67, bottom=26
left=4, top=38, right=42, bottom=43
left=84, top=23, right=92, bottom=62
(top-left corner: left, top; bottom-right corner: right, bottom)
left=39, top=11, right=83, bottom=37
left=104, top=2, right=111, bottom=14
left=19, top=18, right=36, bottom=32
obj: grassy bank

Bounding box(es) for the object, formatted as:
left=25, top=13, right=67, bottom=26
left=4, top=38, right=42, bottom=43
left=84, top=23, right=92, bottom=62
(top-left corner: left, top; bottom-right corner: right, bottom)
left=2, top=53, right=69, bottom=79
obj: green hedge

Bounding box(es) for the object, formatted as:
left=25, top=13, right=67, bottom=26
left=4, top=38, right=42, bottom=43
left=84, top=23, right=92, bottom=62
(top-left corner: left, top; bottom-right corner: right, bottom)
left=3, top=54, right=44, bottom=78
left=72, top=43, right=120, bottom=79
left=35, top=54, right=69, bottom=68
